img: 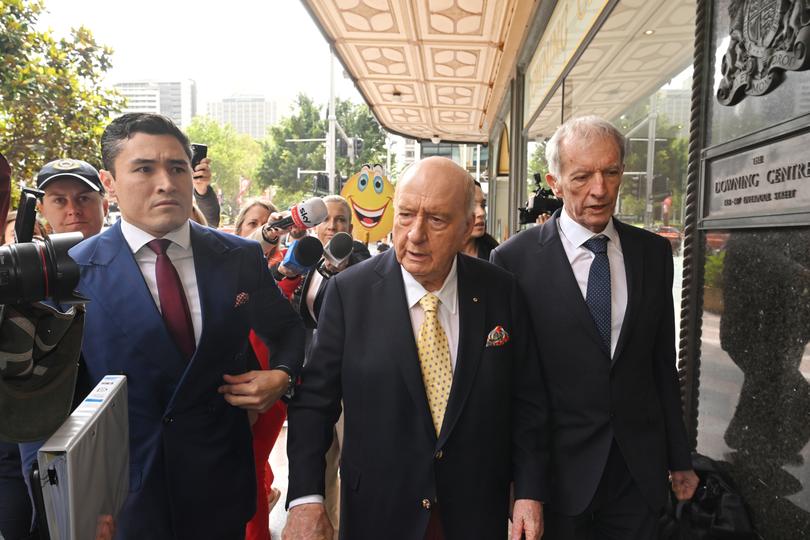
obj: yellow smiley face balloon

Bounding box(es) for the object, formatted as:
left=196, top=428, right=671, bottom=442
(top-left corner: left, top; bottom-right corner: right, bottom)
left=340, top=163, right=394, bottom=244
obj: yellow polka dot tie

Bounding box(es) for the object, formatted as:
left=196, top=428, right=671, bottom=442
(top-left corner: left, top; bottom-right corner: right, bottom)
left=417, top=293, right=453, bottom=435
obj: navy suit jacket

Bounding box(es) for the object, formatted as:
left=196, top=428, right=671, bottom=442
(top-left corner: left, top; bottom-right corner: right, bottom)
left=69, top=220, right=305, bottom=540
left=287, top=251, right=547, bottom=540
left=491, top=211, right=691, bottom=515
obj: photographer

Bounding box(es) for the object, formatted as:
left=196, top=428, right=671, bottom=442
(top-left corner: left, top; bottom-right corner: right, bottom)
left=520, top=172, right=562, bottom=228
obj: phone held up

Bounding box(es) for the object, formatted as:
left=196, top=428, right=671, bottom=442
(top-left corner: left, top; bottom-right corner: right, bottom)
left=190, top=143, right=208, bottom=171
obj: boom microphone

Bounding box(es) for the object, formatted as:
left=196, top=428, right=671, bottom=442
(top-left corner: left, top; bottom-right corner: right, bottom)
left=268, top=198, right=328, bottom=230
left=322, top=232, right=354, bottom=268
left=281, top=236, right=324, bottom=276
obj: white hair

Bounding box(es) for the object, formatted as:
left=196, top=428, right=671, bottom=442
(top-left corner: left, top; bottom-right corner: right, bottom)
left=545, top=115, right=627, bottom=177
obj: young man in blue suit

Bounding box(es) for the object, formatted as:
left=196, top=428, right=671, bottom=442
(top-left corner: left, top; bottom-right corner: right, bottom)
left=284, top=157, right=545, bottom=540
left=491, top=116, right=698, bottom=539
left=69, top=113, right=305, bottom=539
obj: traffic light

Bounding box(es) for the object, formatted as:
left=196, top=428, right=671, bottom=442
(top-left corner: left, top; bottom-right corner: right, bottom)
left=314, top=172, right=329, bottom=194
left=353, top=137, right=364, bottom=157
left=337, top=138, right=348, bottom=157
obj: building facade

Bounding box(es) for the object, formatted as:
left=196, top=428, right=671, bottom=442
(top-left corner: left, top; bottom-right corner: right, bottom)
left=113, top=80, right=197, bottom=128
left=206, top=96, right=277, bottom=140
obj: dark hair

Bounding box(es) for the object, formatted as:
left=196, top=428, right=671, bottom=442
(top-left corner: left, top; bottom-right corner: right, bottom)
left=101, top=113, right=191, bottom=173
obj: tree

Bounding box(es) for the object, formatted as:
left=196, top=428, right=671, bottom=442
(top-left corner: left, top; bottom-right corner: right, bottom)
left=0, top=0, right=122, bottom=190
left=256, top=94, right=325, bottom=200
left=334, top=98, right=388, bottom=178
left=255, top=94, right=390, bottom=207
left=185, top=117, right=262, bottom=222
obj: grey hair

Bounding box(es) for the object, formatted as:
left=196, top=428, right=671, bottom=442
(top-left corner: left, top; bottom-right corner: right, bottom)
left=322, top=194, right=351, bottom=219
left=545, top=115, right=626, bottom=177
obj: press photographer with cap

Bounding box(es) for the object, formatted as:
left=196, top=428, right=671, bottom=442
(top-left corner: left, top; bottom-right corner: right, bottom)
left=35, top=158, right=109, bottom=240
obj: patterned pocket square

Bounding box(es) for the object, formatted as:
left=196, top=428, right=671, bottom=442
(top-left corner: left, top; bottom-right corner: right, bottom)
left=234, top=291, right=250, bottom=308
left=485, top=325, right=510, bottom=347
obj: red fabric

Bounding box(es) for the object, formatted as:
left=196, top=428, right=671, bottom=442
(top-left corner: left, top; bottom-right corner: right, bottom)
left=245, top=331, right=287, bottom=540
left=147, top=239, right=195, bottom=360
left=424, top=508, right=445, bottom=540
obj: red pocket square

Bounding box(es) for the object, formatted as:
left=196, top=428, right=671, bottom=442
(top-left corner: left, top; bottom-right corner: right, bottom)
left=486, top=325, right=509, bottom=347
left=234, top=292, right=250, bottom=308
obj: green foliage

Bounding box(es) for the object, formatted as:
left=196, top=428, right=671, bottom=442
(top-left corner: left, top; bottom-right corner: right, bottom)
left=334, top=99, right=388, bottom=178
left=255, top=94, right=389, bottom=200
left=256, top=94, right=326, bottom=195
left=0, top=0, right=122, bottom=192
left=185, top=117, right=261, bottom=221
left=704, top=251, right=725, bottom=289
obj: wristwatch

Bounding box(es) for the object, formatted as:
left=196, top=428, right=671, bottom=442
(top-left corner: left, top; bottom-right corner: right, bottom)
left=275, top=365, right=296, bottom=401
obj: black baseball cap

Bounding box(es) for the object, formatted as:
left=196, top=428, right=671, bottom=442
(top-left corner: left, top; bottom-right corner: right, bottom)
left=36, top=159, right=104, bottom=193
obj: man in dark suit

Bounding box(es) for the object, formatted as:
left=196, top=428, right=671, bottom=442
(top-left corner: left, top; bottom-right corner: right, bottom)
left=283, top=157, right=546, bottom=540
left=491, top=116, right=698, bottom=538
left=70, top=113, right=304, bottom=539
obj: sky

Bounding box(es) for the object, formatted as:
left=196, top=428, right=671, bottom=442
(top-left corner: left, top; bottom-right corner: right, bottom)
left=37, top=0, right=363, bottom=114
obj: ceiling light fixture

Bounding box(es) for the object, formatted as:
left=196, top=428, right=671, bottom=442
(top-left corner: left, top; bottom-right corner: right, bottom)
left=430, top=135, right=441, bottom=144
left=643, top=29, right=655, bottom=35
left=392, top=90, right=403, bottom=102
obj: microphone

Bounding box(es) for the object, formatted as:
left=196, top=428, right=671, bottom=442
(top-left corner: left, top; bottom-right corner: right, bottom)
left=268, top=198, right=328, bottom=230
left=280, top=236, right=324, bottom=276
left=322, top=232, right=354, bottom=269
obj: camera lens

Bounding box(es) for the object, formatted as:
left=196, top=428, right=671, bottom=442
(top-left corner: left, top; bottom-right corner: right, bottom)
left=0, top=232, right=83, bottom=304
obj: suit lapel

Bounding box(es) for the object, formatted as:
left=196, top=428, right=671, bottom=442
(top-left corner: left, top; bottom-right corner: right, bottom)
left=84, top=223, right=186, bottom=380
left=437, top=254, right=485, bottom=448
left=612, top=220, right=642, bottom=365
left=542, top=215, right=608, bottom=357
left=371, top=251, right=436, bottom=441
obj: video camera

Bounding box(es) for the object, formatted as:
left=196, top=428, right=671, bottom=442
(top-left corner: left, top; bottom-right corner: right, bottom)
left=0, top=153, right=84, bottom=305
left=518, top=172, right=563, bottom=225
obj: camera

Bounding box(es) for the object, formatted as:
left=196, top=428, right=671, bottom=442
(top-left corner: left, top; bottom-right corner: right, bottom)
left=519, top=173, right=563, bottom=225
left=0, top=157, right=84, bottom=305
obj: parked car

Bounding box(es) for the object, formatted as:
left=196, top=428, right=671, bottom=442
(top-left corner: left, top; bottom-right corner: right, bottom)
left=650, top=225, right=682, bottom=254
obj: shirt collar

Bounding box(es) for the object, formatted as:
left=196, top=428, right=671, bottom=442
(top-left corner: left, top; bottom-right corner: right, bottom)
left=558, top=208, right=619, bottom=248
left=400, top=256, right=458, bottom=314
left=120, top=218, right=192, bottom=254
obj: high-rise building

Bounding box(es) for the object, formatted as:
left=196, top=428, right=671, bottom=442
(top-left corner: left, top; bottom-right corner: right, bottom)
left=207, top=96, right=277, bottom=140
left=113, top=80, right=197, bottom=127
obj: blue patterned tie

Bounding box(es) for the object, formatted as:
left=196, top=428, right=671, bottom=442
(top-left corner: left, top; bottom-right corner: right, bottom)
left=582, top=235, right=611, bottom=353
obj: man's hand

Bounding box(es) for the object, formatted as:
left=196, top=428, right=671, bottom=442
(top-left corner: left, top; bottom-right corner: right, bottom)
left=192, top=157, right=212, bottom=196
left=94, top=515, right=115, bottom=540
left=218, top=369, right=289, bottom=412
left=282, top=504, right=334, bottom=540
left=670, top=469, right=699, bottom=501
left=511, top=499, right=543, bottom=540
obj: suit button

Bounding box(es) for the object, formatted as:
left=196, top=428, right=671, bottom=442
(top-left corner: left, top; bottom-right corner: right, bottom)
left=421, top=498, right=431, bottom=510
left=435, top=450, right=443, bottom=460
left=609, top=412, right=615, bottom=419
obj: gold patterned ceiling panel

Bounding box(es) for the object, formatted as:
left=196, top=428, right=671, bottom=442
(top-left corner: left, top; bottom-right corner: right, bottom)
left=303, top=0, right=521, bottom=142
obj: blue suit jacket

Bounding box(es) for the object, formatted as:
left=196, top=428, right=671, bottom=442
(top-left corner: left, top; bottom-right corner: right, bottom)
left=69, top=220, right=305, bottom=539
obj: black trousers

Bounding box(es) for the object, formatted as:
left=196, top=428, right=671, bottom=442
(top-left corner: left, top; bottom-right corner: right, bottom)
left=544, top=441, right=659, bottom=540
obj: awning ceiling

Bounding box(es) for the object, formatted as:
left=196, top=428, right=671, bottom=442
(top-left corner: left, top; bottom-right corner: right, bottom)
left=301, top=0, right=523, bottom=143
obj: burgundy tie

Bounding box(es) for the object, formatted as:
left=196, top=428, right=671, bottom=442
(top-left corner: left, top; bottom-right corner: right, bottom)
left=147, top=239, right=196, bottom=360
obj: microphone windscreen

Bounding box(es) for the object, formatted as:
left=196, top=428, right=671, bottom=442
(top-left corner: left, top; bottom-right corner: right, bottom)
left=327, top=232, right=354, bottom=260
left=293, top=236, right=325, bottom=267
left=291, top=198, right=328, bottom=229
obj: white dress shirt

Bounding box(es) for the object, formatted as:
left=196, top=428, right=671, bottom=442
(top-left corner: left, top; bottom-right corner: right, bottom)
left=557, top=209, right=627, bottom=358
left=288, top=257, right=461, bottom=509
left=120, top=219, right=202, bottom=345
left=400, top=257, right=460, bottom=371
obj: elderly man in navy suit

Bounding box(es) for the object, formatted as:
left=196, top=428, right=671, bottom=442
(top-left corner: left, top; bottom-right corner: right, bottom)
left=492, top=116, right=698, bottom=539
left=284, top=157, right=546, bottom=540
left=69, top=113, right=304, bottom=539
